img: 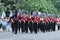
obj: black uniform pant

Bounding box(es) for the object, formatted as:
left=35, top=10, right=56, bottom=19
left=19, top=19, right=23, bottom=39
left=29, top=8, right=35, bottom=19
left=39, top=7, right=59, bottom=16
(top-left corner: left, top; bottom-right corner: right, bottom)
left=18, top=22, right=21, bottom=33
left=14, top=20, right=18, bottom=34
left=38, top=22, right=42, bottom=31
left=21, top=21, right=25, bottom=33
left=58, top=26, right=60, bottom=30
left=53, top=26, right=55, bottom=31
left=0, top=24, right=2, bottom=29
left=11, top=23, right=14, bottom=33
left=33, top=22, right=37, bottom=34
left=25, top=21, right=28, bottom=33
left=29, top=22, right=33, bottom=33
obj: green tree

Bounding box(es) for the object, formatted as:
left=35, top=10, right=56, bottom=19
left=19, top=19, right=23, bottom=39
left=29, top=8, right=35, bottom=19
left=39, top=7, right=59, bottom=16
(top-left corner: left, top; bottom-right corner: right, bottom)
left=0, top=0, right=58, bottom=14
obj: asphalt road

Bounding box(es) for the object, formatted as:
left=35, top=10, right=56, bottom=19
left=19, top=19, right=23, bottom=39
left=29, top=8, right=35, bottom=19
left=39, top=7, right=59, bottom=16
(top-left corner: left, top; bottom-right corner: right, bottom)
left=0, top=30, right=60, bottom=40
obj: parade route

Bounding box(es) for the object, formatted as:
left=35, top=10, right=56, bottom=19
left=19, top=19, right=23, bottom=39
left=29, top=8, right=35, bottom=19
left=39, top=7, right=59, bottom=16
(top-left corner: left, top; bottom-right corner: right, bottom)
left=0, top=30, right=60, bottom=40
left=0, top=0, right=60, bottom=40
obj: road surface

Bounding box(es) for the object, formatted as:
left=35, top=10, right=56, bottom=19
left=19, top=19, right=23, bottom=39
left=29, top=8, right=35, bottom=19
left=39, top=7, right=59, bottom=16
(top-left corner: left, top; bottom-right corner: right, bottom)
left=0, top=30, right=60, bottom=40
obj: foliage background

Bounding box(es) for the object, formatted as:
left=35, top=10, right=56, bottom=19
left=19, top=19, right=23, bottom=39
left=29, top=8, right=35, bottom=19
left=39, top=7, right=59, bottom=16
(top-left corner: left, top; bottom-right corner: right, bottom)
left=0, top=0, right=60, bottom=17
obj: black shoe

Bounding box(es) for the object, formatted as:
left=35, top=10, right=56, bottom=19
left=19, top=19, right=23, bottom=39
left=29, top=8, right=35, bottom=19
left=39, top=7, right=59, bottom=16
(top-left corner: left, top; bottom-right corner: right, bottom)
left=14, top=33, right=17, bottom=34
